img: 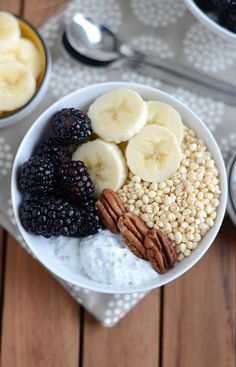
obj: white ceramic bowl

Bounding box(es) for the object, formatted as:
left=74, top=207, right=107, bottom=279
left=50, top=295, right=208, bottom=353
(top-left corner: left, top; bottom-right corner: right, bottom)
left=185, top=0, right=236, bottom=42
left=0, top=15, right=51, bottom=128
left=11, top=82, right=227, bottom=294
left=227, top=153, right=236, bottom=226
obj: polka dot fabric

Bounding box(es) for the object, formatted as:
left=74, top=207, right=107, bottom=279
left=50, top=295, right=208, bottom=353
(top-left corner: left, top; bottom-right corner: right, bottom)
left=171, top=88, right=225, bottom=132
left=0, top=0, right=235, bottom=328
left=0, top=137, right=13, bottom=178
left=183, top=23, right=236, bottom=72
left=129, top=36, right=174, bottom=59
left=130, top=0, right=186, bottom=27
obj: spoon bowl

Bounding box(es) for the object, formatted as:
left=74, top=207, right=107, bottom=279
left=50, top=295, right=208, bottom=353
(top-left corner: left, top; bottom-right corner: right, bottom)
left=65, top=13, right=120, bottom=64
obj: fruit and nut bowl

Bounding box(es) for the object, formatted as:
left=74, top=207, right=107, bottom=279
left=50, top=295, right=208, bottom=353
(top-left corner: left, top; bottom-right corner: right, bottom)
left=11, top=83, right=227, bottom=293
left=185, top=0, right=236, bottom=41
left=0, top=11, right=50, bottom=127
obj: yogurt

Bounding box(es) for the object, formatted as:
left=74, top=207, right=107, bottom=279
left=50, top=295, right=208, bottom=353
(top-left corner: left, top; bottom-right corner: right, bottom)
left=79, top=230, right=158, bottom=286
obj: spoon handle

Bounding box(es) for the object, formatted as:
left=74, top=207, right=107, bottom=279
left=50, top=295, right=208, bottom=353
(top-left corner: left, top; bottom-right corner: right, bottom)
left=123, top=47, right=236, bottom=104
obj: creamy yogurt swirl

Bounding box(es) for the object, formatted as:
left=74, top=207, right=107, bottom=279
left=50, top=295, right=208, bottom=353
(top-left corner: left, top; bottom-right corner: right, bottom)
left=79, top=230, right=158, bottom=286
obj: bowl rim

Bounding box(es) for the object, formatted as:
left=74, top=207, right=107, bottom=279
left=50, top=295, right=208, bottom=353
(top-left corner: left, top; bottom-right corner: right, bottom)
left=184, top=0, right=236, bottom=42
left=11, top=82, right=228, bottom=293
left=227, top=153, right=236, bottom=225
left=0, top=13, right=50, bottom=123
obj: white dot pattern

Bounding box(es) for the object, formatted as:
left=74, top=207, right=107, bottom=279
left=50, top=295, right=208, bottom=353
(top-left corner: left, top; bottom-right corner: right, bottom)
left=172, top=88, right=225, bottom=132
left=183, top=23, right=236, bottom=72
left=50, top=58, right=107, bottom=98
left=65, top=0, right=122, bottom=33
left=130, top=36, right=174, bottom=59
left=121, top=71, right=161, bottom=89
left=0, top=137, right=13, bottom=178
left=40, top=17, right=59, bottom=48
left=219, top=133, right=236, bottom=161
left=131, top=0, right=185, bottom=27
left=103, top=292, right=146, bottom=326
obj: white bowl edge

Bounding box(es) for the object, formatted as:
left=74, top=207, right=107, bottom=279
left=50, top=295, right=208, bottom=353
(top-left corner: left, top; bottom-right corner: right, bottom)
left=184, top=0, right=236, bottom=42
left=11, top=82, right=228, bottom=294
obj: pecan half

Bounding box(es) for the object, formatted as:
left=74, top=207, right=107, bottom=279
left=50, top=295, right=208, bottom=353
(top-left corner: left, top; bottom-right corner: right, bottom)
left=96, top=188, right=126, bottom=233
left=118, top=213, right=149, bottom=260
left=144, top=229, right=177, bottom=273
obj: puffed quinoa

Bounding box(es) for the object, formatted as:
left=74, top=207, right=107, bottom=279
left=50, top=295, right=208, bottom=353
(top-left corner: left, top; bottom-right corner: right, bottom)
left=142, top=194, right=149, bottom=204
left=184, top=249, right=191, bottom=256
left=133, top=208, right=140, bottom=216
left=186, top=241, right=194, bottom=249
left=168, top=233, right=175, bottom=241
left=128, top=205, right=134, bottom=212
left=132, top=175, right=141, bottom=183
left=179, top=243, right=186, bottom=253
left=148, top=190, right=156, bottom=199
left=177, top=253, right=184, bottom=261
left=118, top=126, right=220, bottom=261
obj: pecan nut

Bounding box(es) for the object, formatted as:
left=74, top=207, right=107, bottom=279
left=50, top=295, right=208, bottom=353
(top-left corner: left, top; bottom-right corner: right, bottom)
left=117, top=213, right=149, bottom=260
left=144, top=229, right=177, bottom=273
left=96, top=188, right=126, bottom=233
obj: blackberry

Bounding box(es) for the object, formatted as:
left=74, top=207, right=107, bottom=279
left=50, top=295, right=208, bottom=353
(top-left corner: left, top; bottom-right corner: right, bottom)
left=37, top=137, right=70, bottom=167
left=78, top=198, right=104, bottom=237
left=220, top=7, right=236, bottom=31
left=213, top=0, right=236, bottom=8
left=20, top=196, right=82, bottom=238
left=19, top=156, right=55, bottom=195
left=195, top=0, right=216, bottom=11
left=52, top=108, right=92, bottom=145
left=58, top=161, right=94, bottom=200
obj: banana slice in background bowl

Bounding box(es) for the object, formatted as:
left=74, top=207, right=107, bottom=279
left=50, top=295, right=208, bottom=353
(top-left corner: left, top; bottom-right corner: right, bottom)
left=0, top=11, right=51, bottom=128
left=11, top=82, right=227, bottom=294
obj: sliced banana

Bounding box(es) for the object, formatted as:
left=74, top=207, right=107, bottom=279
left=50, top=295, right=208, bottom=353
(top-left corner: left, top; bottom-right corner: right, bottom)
left=126, top=125, right=182, bottom=183
left=0, top=11, right=20, bottom=52
left=72, top=138, right=128, bottom=197
left=146, top=101, right=184, bottom=144
left=88, top=89, right=148, bottom=143
left=0, top=62, right=36, bottom=112
left=0, top=38, right=42, bottom=79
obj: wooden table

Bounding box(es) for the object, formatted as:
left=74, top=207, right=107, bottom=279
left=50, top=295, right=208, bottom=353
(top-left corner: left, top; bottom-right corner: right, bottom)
left=0, top=1, right=235, bottom=366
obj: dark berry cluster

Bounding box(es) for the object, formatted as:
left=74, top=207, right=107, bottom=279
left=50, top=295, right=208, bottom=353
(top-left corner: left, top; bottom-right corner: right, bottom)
left=52, top=108, right=92, bottom=144
left=19, top=108, right=102, bottom=238
left=194, top=0, right=236, bottom=33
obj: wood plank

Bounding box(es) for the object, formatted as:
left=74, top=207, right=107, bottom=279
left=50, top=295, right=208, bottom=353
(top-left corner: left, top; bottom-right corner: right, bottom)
left=162, top=217, right=236, bottom=367
left=0, top=227, right=5, bottom=297
left=23, top=0, right=69, bottom=26
left=83, top=290, right=161, bottom=367
left=1, top=235, right=80, bottom=367
left=0, top=0, right=21, bottom=13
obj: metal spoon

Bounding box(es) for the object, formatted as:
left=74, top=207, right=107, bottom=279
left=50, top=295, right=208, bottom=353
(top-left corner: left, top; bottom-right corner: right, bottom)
left=65, top=13, right=236, bottom=104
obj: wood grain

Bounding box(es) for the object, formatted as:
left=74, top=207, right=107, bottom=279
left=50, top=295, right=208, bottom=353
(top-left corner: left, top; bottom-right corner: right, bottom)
left=83, top=290, right=161, bottom=367
left=0, top=228, right=5, bottom=297
left=0, top=0, right=21, bottom=13
left=1, top=235, right=80, bottom=367
left=162, top=217, right=236, bottom=367
left=23, top=0, right=69, bottom=26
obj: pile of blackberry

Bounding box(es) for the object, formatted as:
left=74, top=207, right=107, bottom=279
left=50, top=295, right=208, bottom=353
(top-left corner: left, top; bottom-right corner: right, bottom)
left=19, top=108, right=103, bottom=238
left=195, top=0, right=236, bottom=33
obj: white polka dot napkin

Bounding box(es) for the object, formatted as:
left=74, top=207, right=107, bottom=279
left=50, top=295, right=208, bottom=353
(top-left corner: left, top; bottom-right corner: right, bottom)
left=0, top=0, right=235, bottom=326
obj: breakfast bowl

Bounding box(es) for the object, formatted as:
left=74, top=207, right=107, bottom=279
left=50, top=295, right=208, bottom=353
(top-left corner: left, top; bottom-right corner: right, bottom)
left=0, top=12, right=51, bottom=128
left=184, top=0, right=236, bottom=42
left=11, top=82, right=227, bottom=294
left=227, top=153, right=236, bottom=226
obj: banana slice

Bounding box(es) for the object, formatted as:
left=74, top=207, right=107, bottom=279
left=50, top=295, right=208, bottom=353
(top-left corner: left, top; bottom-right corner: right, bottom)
left=0, top=38, right=42, bottom=79
left=126, top=125, right=182, bottom=183
left=0, top=11, right=20, bottom=52
left=0, top=62, right=36, bottom=112
left=72, top=138, right=128, bottom=197
left=88, top=89, right=148, bottom=143
left=146, top=101, right=184, bottom=144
